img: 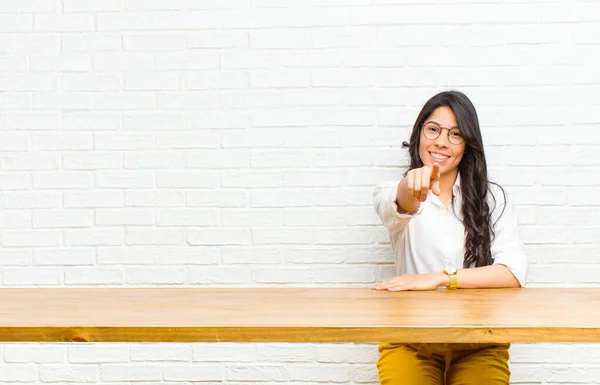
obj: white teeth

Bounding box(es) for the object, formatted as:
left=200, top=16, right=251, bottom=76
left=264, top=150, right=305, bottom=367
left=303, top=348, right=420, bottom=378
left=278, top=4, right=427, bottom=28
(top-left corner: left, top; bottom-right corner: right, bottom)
left=430, top=152, right=449, bottom=160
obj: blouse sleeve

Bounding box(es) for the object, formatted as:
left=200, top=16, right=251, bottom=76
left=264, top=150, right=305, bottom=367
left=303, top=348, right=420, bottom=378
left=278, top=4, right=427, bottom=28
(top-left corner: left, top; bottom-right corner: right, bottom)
left=488, top=185, right=529, bottom=287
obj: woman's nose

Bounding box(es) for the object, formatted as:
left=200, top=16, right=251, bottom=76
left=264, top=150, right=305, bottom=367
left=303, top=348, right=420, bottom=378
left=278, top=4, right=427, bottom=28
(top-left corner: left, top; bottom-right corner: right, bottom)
left=434, top=130, right=450, bottom=147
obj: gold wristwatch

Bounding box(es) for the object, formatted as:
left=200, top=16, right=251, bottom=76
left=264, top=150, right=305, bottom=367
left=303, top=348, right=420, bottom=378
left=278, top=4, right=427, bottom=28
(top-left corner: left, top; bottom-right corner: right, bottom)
left=442, top=267, right=458, bottom=290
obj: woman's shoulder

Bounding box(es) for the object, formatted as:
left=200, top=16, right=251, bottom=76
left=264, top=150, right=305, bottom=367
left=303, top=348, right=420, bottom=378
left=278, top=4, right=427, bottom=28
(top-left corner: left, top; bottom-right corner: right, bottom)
left=486, top=181, right=514, bottom=223
left=487, top=181, right=508, bottom=206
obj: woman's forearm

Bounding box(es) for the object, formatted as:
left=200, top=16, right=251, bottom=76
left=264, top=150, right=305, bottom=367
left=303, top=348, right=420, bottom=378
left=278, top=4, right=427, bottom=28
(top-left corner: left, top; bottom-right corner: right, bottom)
left=438, top=264, right=521, bottom=289
left=395, top=177, right=420, bottom=213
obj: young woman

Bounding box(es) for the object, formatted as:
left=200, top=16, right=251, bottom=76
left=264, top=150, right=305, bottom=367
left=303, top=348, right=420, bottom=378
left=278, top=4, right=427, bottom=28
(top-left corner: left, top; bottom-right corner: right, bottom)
left=372, top=91, right=528, bottom=385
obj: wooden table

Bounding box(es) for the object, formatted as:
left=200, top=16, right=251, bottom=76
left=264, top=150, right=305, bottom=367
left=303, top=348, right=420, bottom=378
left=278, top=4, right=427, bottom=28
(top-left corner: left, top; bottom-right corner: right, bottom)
left=0, top=288, right=599, bottom=343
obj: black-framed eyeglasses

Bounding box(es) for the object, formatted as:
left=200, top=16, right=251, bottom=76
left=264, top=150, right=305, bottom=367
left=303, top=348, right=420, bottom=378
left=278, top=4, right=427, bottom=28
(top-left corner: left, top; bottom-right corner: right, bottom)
left=421, top=122, right=464, bottom=145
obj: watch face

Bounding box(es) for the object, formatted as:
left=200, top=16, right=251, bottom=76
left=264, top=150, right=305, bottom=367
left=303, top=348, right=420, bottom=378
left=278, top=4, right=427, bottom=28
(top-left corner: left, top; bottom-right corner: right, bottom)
left=445, top=267, right=457, bottom=275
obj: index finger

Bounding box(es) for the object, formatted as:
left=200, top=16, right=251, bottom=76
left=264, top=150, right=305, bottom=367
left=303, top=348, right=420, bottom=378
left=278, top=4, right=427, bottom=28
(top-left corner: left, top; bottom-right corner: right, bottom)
left=430, top=163, right=440, bottom=181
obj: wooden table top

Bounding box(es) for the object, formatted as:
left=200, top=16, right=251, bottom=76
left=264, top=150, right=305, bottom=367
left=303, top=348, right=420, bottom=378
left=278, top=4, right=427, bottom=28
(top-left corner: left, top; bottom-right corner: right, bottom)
left=0, top=288, right=598, bottom=343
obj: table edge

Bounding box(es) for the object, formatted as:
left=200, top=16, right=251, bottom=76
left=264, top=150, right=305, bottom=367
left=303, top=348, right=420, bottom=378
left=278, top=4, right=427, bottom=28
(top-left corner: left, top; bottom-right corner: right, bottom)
left=1, top=326, right=599, bottom=343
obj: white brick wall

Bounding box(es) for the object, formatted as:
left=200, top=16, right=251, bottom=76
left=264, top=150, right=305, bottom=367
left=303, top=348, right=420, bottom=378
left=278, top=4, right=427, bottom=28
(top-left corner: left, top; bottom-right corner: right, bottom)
left=1, top=0, right=599, bottom=383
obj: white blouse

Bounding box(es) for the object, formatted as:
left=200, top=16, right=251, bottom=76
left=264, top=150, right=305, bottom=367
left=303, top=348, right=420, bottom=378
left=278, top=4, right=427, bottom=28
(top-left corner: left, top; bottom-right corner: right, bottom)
left=373, top=173, right=529, bottom=287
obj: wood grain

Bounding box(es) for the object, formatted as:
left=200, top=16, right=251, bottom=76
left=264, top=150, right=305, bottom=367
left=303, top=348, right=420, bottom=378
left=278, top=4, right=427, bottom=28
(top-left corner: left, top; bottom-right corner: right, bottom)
left=0, top=288, right=598, bottom=343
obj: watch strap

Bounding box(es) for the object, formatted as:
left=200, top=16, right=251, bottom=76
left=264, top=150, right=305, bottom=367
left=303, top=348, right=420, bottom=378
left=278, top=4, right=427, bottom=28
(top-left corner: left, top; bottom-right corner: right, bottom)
left=443, top=268, right=458, bottom=290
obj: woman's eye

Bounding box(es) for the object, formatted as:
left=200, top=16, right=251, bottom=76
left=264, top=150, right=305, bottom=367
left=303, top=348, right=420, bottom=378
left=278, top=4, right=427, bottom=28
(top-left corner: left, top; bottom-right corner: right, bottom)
left=427, top=126, right=439, bottom=133
left=450, top=131, right=462, bottom=138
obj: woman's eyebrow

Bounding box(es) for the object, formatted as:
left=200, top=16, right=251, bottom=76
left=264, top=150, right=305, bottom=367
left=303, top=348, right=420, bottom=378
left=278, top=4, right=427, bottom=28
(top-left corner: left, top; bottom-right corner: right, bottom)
left=425, top=120, right=460, bottom=129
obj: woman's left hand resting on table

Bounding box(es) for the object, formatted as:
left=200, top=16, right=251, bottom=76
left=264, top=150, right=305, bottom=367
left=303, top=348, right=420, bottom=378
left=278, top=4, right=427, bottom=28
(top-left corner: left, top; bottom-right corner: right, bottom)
left=372, top=272, right=447, bottom=292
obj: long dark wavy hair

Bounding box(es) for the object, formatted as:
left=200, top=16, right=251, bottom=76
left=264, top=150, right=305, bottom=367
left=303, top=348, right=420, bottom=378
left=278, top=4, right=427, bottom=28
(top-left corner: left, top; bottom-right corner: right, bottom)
left=402, top=91, right=505, bottom=268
